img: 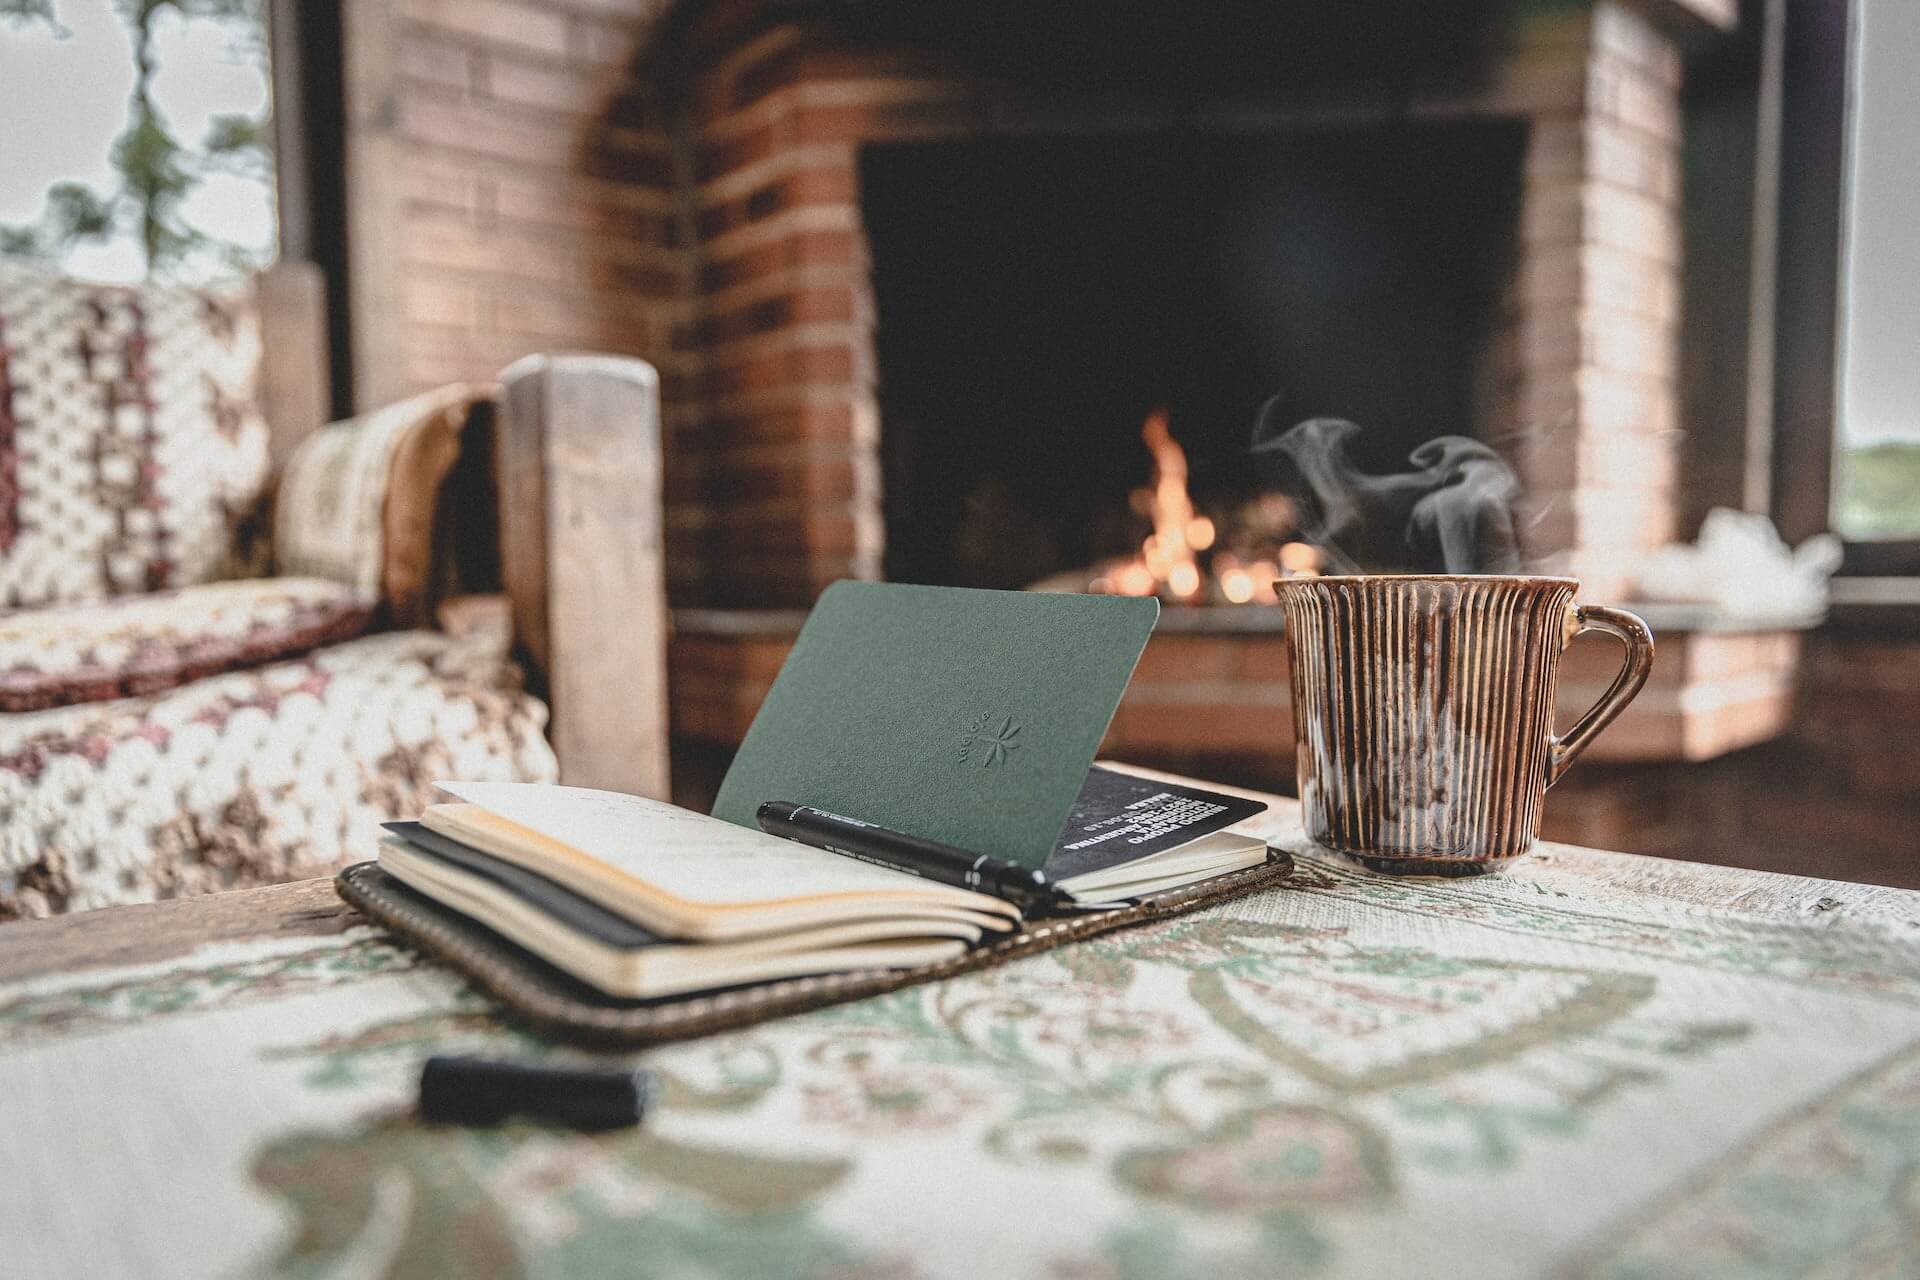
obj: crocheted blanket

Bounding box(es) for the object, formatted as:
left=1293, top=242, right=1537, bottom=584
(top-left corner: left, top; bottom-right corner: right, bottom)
left=0, top=626, right=556, bottom=918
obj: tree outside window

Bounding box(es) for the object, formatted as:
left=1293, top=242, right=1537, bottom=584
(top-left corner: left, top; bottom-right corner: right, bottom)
left=0, top=0, right=275, bottom=284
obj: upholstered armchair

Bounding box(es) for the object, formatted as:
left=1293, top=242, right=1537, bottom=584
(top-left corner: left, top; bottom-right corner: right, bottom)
left=0, top=256, right=666, bottom=918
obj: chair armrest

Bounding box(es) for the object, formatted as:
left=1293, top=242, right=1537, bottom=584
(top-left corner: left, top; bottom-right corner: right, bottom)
left=497, top=354, right=669, bottom=800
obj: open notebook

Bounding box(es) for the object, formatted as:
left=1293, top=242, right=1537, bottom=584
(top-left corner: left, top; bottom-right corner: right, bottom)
left=367, top=583, right=1283, bottom=1000
left=377, top=766, right=1271, bottom=998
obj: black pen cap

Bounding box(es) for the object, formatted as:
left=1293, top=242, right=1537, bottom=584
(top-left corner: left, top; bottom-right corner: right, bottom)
left=419, top=1056, right=654, bottom=1130
left=756, top=800, right=802, bottom=829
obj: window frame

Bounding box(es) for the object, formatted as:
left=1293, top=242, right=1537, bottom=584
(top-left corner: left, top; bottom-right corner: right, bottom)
left=267, top=0, right=350, bottom=419
left=1769, top=0, right=1920, bottom=576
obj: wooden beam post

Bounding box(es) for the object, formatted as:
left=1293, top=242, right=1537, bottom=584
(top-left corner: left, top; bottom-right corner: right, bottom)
left=499, top=355, right=671, bottom=799
left=254, top=260, right=331, bottom=470
left=340, top=0, right=407, bottom=411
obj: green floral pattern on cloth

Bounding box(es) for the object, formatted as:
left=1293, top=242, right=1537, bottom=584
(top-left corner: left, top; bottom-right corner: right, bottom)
left=7, top=837, right=1920, bottom=1280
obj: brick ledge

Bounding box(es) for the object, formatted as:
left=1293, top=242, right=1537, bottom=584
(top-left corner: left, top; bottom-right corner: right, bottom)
left=670, top=603, right=1811, bottom=765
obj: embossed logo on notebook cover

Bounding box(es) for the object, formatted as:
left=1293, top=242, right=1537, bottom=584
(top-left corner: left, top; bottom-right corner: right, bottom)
left=959, top=713, right=1021, bottom=768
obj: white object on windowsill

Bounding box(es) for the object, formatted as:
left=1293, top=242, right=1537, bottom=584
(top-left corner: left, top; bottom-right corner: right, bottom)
left=1633, top=508, right=1842, bottom=621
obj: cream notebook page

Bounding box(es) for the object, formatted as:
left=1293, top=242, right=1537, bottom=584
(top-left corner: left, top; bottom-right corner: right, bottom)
left=435, top=782, right=1008, bottom=908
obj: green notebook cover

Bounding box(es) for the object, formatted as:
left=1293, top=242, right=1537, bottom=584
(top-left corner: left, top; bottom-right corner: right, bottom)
left=711, top=582, right=1159, bottom=868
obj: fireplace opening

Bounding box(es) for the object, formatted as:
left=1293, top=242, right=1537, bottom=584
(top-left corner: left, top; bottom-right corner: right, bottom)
left=862, top=121, right=1527, bottom=594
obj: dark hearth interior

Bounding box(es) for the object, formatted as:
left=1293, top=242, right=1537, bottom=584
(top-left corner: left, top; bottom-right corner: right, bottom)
left=863, top=122, right=1527, bottom=590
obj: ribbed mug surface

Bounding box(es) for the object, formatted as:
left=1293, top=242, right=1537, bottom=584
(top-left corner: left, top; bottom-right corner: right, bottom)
left=1278, top=575, right=1580, bottom=873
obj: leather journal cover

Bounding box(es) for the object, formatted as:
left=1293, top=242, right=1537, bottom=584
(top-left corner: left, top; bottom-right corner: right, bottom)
left=711, top=582, right=1161, bottom=868
left=335, top=852, right=1294, bottom=1047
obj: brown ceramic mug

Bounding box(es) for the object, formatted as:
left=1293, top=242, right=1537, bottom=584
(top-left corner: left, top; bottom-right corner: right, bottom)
left=1275, top=575, right=1654, bottom=875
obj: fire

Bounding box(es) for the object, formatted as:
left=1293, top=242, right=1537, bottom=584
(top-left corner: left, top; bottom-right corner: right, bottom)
left=1087, top=409, right=1320, bottom=604
left=1137, top=409, right=1210, bottom=600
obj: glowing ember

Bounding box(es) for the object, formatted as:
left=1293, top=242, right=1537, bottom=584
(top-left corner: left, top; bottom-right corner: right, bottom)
left=1279, top=541, right=1320, bottom=575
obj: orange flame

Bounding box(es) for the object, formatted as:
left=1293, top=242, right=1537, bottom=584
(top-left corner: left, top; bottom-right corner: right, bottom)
left=1138, top=409, right=1209, bottom=600
left=1093, top=409, right=1318, bottom=603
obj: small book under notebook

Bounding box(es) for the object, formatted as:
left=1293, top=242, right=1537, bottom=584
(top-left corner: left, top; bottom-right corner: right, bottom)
left=369, top=582, right=1285, bottom=1000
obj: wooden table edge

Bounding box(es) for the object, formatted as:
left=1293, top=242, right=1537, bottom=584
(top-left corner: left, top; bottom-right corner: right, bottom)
left=6, top=772, right=1918, bottom=988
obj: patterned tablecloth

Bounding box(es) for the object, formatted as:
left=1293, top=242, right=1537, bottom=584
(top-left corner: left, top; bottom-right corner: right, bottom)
left=7, top=783, right=1920, bottom=1280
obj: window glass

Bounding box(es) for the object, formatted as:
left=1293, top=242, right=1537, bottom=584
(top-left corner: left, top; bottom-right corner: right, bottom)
left=1836, top=0, right=1920, bottom=539
left=0, top=0, right=275, bottom=284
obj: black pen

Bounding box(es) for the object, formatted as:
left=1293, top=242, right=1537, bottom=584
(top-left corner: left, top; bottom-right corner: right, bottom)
left=757, top=801, right=1108, bottom=914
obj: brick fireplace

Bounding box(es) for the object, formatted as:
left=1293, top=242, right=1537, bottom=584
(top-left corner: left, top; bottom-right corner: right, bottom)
left=341, top=0, right=1795, bottom=824
left=664, top=0, right=1725, bottom=606
left=622, top=0, right=1812, bottom=808
left=633, top=0, right=1779, bottom=800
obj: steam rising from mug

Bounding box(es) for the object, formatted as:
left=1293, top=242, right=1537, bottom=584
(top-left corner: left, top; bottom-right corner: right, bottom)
left=1250, top=399, right=1523, bottom=575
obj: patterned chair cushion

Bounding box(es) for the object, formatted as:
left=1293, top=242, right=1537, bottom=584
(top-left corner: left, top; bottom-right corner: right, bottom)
left=274, top=383, right=490, bottom=628
left=0, top=626, right=558, bottom=919
left=0, top=255, right=268, bottom=607
left=0, top=577, right=374, bottom=712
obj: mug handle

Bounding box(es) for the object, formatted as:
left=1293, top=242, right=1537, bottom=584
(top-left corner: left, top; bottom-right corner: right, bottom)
left=1548, top=605, right=1656, bottom=787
